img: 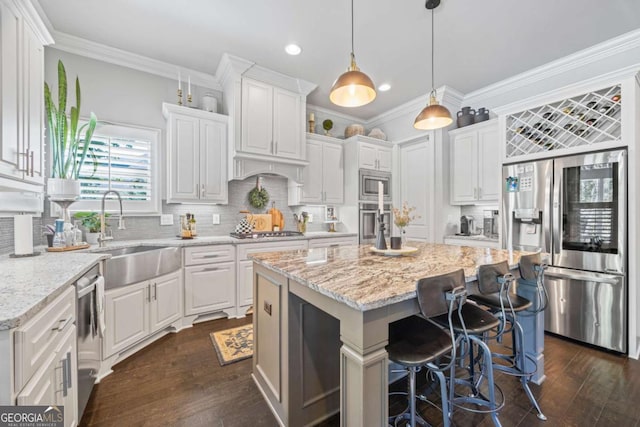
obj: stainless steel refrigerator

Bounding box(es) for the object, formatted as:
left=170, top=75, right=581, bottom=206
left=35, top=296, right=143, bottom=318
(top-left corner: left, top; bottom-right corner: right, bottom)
left=503, top=149, right=627, bottom=352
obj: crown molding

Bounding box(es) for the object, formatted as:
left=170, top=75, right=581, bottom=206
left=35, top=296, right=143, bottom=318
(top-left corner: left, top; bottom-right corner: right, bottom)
left=464, top=28, right=640, bottom=107
left=48, top=30, right=222, bottom=90
left=17, top=0, right=53, bottom=45
left=493, top=64, right=640, bottom=116
left=215, top=53, right=254, bottom=87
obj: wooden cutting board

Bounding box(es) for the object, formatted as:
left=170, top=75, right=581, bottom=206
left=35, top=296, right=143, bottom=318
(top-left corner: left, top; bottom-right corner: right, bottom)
left=251, top=214, right=272, bottom=232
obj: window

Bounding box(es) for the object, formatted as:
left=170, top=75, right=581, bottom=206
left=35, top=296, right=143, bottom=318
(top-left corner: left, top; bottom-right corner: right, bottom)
left=70, top=122, right=161, bottom=215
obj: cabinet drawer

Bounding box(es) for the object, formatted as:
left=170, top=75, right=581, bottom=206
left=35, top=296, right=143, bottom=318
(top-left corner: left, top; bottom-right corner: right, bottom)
left=184, top=244, right=235, bottom=266
left=308, top=236, right=358, bottom=248
left=14, top=286, right=75, bottom=391
left=237, top=240, right=307, bottom=261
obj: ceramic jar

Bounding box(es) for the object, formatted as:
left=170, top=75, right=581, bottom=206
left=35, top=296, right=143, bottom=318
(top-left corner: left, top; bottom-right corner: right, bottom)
left=456, top=107, right=476, bottom=128
left=474, top=107, right=490, bottom=123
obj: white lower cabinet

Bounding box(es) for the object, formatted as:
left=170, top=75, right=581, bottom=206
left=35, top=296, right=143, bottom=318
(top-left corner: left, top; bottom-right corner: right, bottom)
left=236, top=240, right=308, bottom=311
left=17, top=325, right=77, bottom=427
left=104, top=271, right=182, bottom=358
left=183, top=245, right=236, bottom=316
left=12, top=286, right=78, bottom=427
left=184, top=261, right=236, bottom=315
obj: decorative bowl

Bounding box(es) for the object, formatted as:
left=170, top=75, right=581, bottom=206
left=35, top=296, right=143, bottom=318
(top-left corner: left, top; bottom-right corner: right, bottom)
left=368, top=128, right=386, bottom=140
left=345, top=124, right=365, bottom=138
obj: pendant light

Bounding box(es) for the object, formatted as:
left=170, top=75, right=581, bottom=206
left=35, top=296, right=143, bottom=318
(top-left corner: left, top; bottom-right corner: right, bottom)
left=329, top=0, right=376, bottom=107
left=414, top=1, right=452, bottom=130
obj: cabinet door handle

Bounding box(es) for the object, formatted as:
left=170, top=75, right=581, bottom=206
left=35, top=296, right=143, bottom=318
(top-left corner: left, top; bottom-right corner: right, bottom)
left=473, top=187, right=477, bottom=199
left=196, top=184, right=199, bottom=197
left=201, top=184, right=206, bottom=198
left=29, top=150, right=34, bottom=177
left=201, top=267, right=219, bottom=272
left=62, top=355, right=68, bottom=397
left=153, top=283, right=157, bottom=300
left=478, top=187, right=482, bottom=199
left=52, top=317, right=72, bottom=332
left=271, top=140, right=274, bottom=153
left=65, top=352, right=72, bottom=389
left=200, top=254, right=219, bottom=259
left=147, top=284, right=151, bottom=302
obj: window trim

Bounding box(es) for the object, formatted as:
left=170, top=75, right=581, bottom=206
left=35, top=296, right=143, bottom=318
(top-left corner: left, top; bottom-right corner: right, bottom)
left=68, top=120, right=162, bottom=216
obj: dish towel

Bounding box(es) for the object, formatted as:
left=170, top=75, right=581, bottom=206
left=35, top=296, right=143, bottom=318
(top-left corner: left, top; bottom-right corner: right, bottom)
left=95, top=275, right=106, bottom=339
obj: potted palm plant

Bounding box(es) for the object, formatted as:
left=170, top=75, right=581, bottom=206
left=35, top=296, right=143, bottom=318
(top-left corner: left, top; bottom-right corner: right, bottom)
left=45, top=60, right=98, bottom=200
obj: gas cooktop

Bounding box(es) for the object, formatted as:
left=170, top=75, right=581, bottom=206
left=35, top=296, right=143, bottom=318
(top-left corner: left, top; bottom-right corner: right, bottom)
left=230, top=231, right=304, bottom=239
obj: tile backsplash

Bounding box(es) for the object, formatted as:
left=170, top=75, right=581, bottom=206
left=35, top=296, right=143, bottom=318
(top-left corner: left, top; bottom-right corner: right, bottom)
left=459, top=205, right=499, bottom=234
left=0, top=176, right=343, bottom=255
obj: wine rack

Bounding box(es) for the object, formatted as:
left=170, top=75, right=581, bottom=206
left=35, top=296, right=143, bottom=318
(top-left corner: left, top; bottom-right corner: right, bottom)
left=505, top=84, right=622, bottom=158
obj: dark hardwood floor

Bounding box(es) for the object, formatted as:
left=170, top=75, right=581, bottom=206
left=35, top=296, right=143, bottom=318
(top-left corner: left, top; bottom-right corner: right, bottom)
left=81, top=316, right=640, bottom=427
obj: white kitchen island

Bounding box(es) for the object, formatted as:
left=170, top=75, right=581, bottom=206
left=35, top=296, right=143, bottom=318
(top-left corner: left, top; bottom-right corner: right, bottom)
left=250, top=243, right=533, bottom=426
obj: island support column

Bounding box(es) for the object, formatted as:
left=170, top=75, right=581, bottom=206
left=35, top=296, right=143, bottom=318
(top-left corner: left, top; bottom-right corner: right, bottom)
left=339, top=308, right=390, bottom=426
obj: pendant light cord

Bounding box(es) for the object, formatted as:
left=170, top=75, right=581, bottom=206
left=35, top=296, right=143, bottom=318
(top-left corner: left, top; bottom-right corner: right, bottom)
left=431, top=8, right=435, bottom=94
left=351, top=0, right=355, bottom=55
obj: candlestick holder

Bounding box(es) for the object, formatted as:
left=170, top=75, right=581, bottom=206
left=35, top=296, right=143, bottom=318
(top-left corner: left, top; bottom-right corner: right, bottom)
left=177, top=88, right=183, bottom=106
left=187, top=93, right=192, bottom=106
left=375, top=210, right=387, bottom=250
left=308, top=119, right=315, bottom=133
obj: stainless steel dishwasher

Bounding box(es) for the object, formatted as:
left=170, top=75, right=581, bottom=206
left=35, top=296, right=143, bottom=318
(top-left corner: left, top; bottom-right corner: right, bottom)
left=76, top=264, right=102, bottom=420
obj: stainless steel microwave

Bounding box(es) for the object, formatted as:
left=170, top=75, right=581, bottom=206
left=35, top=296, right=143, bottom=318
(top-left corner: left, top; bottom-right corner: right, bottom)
left=359, top=169, right=391, bottom=202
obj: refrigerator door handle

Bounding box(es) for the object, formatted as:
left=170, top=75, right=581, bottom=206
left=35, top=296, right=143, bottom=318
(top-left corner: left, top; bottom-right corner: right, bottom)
left=552, top=171, right=562, bottom=258
left=545, top=270, right=622, bottom=285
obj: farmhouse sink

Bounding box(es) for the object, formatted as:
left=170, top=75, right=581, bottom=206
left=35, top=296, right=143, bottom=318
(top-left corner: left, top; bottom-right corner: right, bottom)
left=101, top=246, right=181, bottom=290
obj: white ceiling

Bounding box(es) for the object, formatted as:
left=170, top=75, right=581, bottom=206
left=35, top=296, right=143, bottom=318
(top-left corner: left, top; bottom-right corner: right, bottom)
left=37, top=0, right=640, bottom=120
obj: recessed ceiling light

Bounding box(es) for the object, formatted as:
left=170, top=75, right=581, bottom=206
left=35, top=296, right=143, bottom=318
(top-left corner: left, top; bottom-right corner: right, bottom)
left=285, top=44, right=302, bottom=56
left=378, top=83, right=391, bottom=92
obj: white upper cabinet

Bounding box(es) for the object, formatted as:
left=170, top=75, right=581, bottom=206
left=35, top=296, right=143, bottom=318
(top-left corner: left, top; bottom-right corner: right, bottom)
left=0, top=0, right=51, bottom=191
left=449, top=119, right=500, bottom=204
left=357, top=140, right=392, bottom=172
left=163, top=103, right=228, bottom=204
left=241, top=77, right=304, bottom=160
left=301, top=135, right=344, bottom=204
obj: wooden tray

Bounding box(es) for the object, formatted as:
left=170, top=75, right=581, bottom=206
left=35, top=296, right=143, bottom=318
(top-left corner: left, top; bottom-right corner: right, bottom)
left=370, top=246, right=419, bottom=257
left=46, top=244, right=90, bottom=252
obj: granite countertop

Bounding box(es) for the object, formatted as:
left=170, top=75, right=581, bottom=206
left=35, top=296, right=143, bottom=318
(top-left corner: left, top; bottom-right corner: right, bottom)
left=0, top=232, right=357, bottom=331
left=251, top=242, right=528, bottom=312
left=87, top=231, right=357, bottom=252
left=0, top=251, right=110, bottom=330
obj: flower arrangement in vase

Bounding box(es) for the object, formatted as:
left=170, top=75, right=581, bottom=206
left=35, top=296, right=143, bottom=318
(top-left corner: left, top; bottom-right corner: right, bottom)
left=392, top=202, right=420, bottom=247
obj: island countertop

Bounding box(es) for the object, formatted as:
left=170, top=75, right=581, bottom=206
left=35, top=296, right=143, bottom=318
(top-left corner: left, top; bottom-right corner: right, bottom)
left=250, top=242, right=529, bottom=311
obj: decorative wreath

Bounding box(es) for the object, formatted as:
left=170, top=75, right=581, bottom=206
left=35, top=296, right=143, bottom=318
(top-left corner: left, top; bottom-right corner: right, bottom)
left=248, top=186, right=269, bottom=209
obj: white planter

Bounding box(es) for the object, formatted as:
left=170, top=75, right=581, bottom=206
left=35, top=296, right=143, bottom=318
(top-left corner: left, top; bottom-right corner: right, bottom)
left=85, top=232, right=99, bottom=245
left=47, top=178, right=80, bottom=200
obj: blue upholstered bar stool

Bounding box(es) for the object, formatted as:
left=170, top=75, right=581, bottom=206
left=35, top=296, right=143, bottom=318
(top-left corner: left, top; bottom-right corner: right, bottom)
left=386, top=270, right=466, bottom=427
left=472, top=259, right=547, bottom=420
left=426, top=270, right=504, bottom=427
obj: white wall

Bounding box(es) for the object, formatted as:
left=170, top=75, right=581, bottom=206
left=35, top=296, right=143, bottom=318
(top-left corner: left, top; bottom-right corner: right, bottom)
left=44, top=48, right=223, bottom=131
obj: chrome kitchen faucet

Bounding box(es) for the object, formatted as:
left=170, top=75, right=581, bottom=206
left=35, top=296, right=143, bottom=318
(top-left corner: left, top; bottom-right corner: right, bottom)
left=98, top=190, right=125, bottom=247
